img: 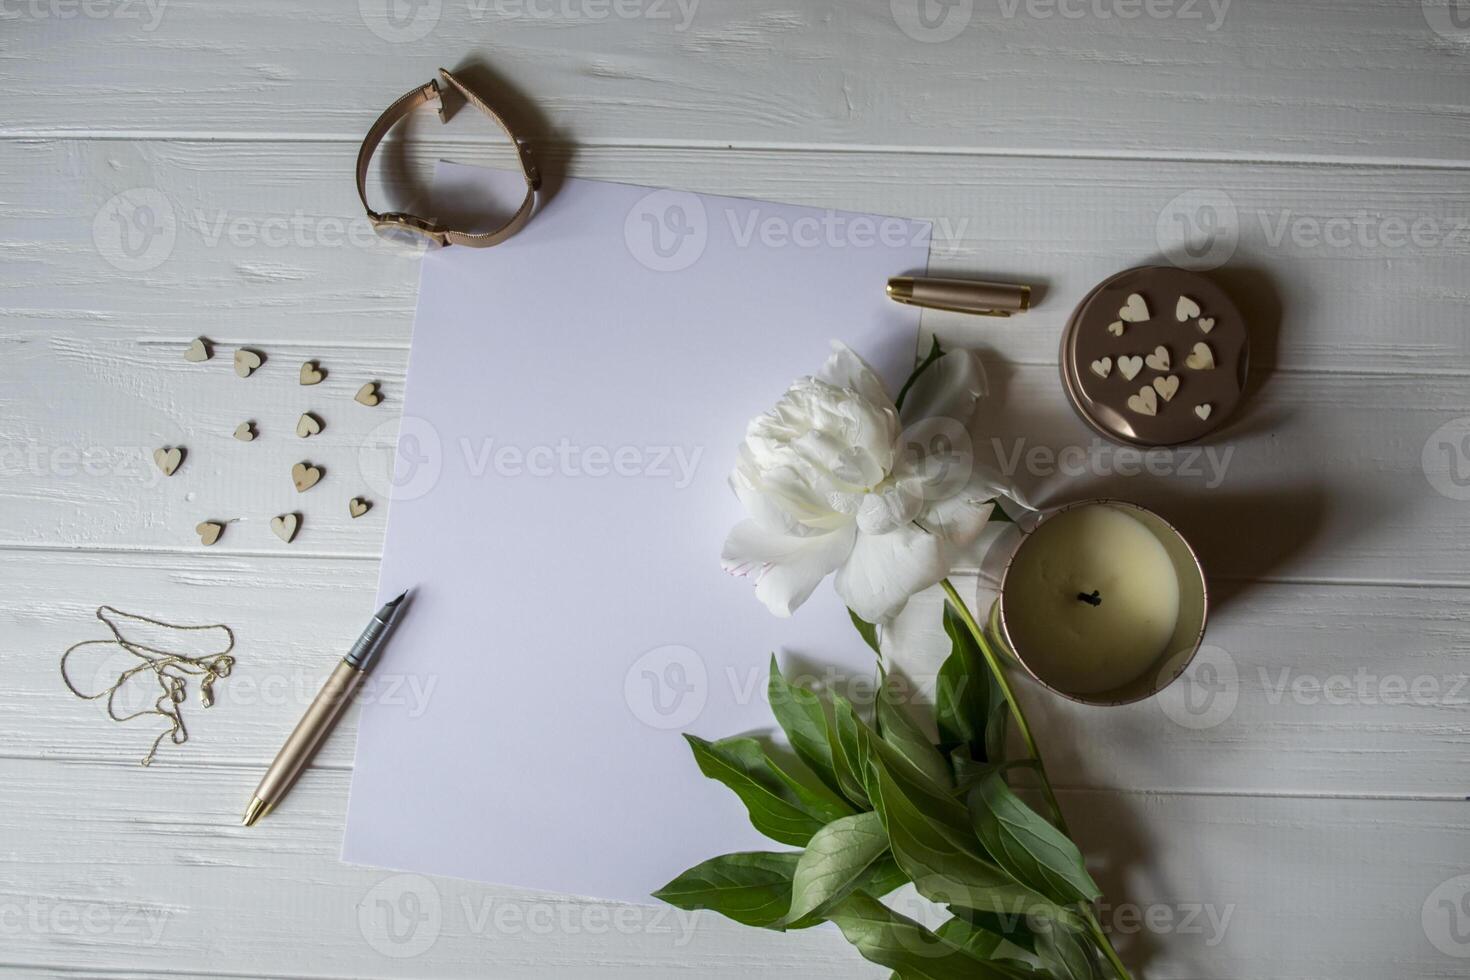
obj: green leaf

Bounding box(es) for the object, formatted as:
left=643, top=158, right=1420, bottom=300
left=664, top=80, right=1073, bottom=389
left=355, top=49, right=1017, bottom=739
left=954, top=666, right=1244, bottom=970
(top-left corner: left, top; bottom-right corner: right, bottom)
left=653, top=851, right=819, bottom=930
left=826, top=893, right=1044, bottom=980
left=877, top=670, right=954, bottom=789
left=861, top=853, right=910, bottom=898
left=934, top=914, right=1005, bottom=960
left=968, top=773, right=1102, bottom=906
left=1035, top=915, right=1104, bottom=980
left=848, top=608, right=882, bottom=656
left=684, top=735, right=852, bottom=847
left=936, top=603, right=993, bottom=759
left=867, top=740, right=1062, bottom=920
left=830, top=693, right=872, bottom=807
left=767, top=656, right=845, bottom=801
left=787, top=811, right=892, bottom=922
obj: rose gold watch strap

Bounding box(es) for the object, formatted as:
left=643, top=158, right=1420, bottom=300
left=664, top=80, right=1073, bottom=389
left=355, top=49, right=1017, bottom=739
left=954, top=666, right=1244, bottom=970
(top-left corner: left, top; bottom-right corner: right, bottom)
left=355, top=67, right=541, bottom=248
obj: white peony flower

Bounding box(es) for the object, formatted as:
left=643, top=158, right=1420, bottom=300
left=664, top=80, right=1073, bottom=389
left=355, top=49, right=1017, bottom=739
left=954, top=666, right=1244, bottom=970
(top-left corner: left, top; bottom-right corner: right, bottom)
left=722, top=341, right=1003, bottom=623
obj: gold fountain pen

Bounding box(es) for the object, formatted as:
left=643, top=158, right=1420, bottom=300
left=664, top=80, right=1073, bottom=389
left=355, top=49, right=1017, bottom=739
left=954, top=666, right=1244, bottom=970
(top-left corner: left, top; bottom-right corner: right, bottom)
left=242, top=590, right=409, bottom=826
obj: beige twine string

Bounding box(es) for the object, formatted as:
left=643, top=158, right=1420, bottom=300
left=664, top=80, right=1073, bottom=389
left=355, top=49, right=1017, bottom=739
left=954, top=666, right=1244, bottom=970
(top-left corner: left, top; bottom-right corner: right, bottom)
left=60, top=606, right=236, bottom=767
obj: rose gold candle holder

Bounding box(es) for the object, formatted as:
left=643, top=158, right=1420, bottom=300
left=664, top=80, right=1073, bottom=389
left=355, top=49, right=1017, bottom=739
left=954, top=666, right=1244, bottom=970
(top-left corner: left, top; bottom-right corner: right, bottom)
left=991, top=499, right=1209, bottom=707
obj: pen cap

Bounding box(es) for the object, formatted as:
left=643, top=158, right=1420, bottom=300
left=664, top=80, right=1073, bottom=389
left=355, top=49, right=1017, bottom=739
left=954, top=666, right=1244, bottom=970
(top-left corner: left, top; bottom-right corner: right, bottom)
left=887, top=277, right=1031, bottom=317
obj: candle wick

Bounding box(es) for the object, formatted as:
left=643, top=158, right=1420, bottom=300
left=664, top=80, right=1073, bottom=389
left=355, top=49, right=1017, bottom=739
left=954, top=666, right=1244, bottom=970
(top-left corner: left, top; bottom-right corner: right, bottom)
left=1077, top=590, right=1102, bottom=607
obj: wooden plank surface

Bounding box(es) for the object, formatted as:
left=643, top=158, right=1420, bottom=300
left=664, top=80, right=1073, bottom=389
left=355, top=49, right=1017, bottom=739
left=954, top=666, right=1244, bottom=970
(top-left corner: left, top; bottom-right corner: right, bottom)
left=1, top=757, right=1465, bottom=979
left=6, top=550, right=1470, bottom=802
left=5, top=138, right=1470, bottom=372
left=2, top=0, right=1469, bottom=165
left=4, top=4, right=1470, bottom=978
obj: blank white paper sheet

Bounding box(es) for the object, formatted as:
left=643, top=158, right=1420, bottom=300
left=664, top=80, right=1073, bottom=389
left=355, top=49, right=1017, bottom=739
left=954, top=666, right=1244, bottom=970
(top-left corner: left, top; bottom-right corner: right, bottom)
left=343, top=161, right=931, bottom=903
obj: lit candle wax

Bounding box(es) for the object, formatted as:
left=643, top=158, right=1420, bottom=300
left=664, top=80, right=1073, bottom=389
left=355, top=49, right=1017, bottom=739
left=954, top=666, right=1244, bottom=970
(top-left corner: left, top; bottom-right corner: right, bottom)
left=1002, top=503, right=1181, bottom=697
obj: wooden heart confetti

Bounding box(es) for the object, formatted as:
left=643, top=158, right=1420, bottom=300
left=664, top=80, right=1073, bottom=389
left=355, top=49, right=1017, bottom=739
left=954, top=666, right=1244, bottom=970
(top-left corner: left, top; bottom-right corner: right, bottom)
left=1118, top=355, right=1144, bottom=381
left=233, top=421, right=256, bottom=442
left=1185, top=342, right=1216, bottom=370
left=153, top=447, right=184, bottom=476
left=355, top=382, right=382, bottom=407
left=1127, top=386, right=1158, bottom=417
left=1152, top=374, right=1180, bottom=402
left=196, top=521, right=223, bottom=546
left=349, top=497, right=371, bottom=519
left=184, top=338, right=212, bottom=362
left=270, top=513, right=300, bottom=543
left=291, top=462, right=322, bottom=493
left=295, top=412, right=323, bottom=438
left=300, top=361, right=325, bottom=386
left=1198, top=317, right=1215, bottom=334
left=1145, top=345, right=1171, bottom=371
left=1119, top=293, right=1150, bottom=322
left=1090, top=357, right=1113, bottom=379
left=1176, top=296, right=1201, bottom=322
left=1195, top=403, right=1213, bottom=421
left=234, top=348, right=263, bottom=378
left=1107, top=320, right=1125, bottom=337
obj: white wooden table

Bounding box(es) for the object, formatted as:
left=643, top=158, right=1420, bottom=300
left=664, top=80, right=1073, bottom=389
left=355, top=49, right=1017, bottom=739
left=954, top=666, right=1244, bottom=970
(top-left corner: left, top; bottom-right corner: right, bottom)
left=4, top=3, right=1470, bottom=977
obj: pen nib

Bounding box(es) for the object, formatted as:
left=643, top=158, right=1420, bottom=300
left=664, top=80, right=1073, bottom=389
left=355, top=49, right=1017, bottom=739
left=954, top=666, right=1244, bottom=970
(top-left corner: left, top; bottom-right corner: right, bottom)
left=242, top=797, right=270, bottom=827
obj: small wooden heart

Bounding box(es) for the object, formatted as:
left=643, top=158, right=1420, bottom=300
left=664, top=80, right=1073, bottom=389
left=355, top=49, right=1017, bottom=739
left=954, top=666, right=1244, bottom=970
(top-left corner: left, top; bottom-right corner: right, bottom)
left=1118, top=293, right=1150, bottom=323
left=296, top=412, right=323, bottom=438
left=1118, top=355, right=1144, bottom=381
left=1176, top=296, right=1201, bottom=322
left=185, top=337, right=212, bottom=363
left=1152, top=374, right=1180, bottom=402
left=291, top=462, right=322, bottom=493
left=1198, top=317, right=1215, bottom=334
left=234, top=348, right=263, bottom=378
left=1194, top=403, right=1213, bottom=421
left=1090, top=356, right=1112, bottom=379
left=349, top=497, right=371, bottom=519
left=1144, top=345, right=1171, bottom=372
left=270, top=513, right=300, bottom=543
left=1127, top=386, right=1158, bottom=417
left=355, top=382, right=382, bottom=407
left=233, top=421, right=256, bottom=442
left=153, top=447, right=184, bottom=476
left=300, top=361, right=325, bottom=386
left=196, top=521, right=223, bottom=546
left=1185, top=342, right=1215, bottom=370
left=1107, top=320, right=1125, bottom=337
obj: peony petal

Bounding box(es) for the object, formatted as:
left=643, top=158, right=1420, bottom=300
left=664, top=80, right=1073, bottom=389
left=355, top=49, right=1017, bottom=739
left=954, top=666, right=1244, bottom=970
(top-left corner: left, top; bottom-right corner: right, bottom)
left=919, top=484, right=996, bottom=555
left=722, top=520, right=857, bottom=618
left=899, top=348, right=986, bottom=426
left=834, top=524, right=947, bottom=623
left=817, top=341, right=894, bottom=412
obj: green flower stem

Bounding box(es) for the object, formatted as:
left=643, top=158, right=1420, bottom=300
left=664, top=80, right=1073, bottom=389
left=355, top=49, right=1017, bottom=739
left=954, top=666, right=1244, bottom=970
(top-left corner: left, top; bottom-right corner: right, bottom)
left=1085, top=907, right=1132, bottom=980
left=938, top=577, right=1133, bottom=980
left=937, top=577, right=1066, bottom=833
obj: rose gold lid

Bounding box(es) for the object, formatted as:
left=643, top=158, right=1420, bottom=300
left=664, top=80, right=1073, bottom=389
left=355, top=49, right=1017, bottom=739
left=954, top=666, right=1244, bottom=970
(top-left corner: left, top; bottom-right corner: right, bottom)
left=1060, top=266, right=1249, bottom=447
